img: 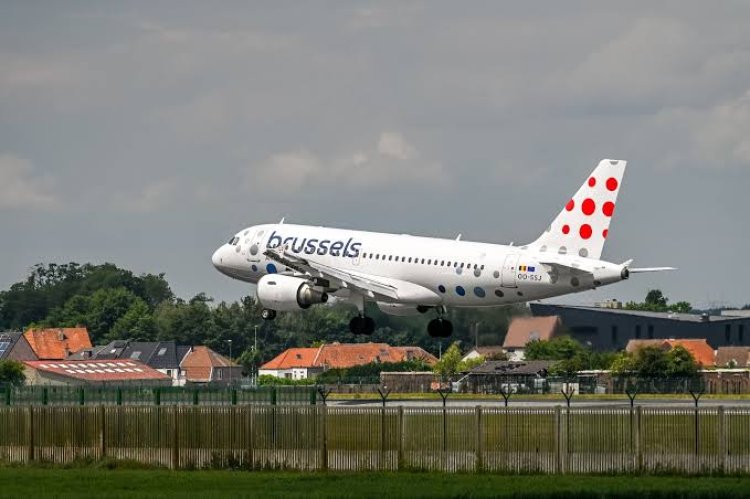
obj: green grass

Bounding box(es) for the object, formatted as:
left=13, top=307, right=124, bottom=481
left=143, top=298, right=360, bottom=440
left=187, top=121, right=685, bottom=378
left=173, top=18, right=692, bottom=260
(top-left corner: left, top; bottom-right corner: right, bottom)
left=0, top=468, right=749, bottom=498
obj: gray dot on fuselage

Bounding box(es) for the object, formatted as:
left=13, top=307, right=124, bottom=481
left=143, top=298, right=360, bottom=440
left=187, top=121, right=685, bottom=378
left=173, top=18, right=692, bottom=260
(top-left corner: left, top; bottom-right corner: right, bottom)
left=578, top=248, right=588, bottom=258
left=558, top=246, right=567, bottom=255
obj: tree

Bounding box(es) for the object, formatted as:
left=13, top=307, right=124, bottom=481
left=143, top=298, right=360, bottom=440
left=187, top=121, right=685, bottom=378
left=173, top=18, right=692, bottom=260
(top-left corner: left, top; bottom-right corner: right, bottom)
left=433, top=342, right=463, bottom=377
left=0, top=360, right=25, bottom=386
left=625, top=289, right=692, bottom=314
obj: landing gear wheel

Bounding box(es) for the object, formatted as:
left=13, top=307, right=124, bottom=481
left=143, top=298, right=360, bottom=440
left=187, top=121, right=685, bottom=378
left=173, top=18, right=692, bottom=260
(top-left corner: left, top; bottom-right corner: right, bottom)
left=427, top=318, right=453, bottom=338
left=349, top=316, right=376, bottom=335
left=261, top=308, right=276, bottom=321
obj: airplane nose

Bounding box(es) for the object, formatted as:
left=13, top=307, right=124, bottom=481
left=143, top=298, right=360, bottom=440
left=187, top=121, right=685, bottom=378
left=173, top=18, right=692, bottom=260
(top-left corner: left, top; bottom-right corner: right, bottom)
left=212, top=247, right=224, bottom=269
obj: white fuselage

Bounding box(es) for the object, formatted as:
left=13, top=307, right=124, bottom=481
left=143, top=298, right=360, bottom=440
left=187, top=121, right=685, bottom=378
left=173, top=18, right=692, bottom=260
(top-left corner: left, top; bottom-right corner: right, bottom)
left=212, top=223, right=627, bottom=308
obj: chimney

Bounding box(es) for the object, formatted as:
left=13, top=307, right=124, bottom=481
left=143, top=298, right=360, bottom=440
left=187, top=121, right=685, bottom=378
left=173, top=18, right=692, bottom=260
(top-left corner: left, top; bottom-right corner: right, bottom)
left=701, top=313, right=710, bottom=323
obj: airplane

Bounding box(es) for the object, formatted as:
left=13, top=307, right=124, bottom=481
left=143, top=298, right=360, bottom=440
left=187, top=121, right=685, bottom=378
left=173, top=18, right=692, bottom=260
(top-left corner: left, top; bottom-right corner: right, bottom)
left=212, top=159, right=674, bottom=337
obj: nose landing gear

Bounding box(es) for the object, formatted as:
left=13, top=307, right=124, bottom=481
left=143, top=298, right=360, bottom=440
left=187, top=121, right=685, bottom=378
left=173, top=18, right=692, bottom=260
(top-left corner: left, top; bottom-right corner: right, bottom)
left=261, top=308, right=276, bottom=320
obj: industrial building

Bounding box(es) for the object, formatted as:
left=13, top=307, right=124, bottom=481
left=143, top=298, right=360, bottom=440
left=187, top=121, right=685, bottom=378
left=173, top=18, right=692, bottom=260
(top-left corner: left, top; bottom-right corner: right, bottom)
left=531, top=303, right=750, bottom=351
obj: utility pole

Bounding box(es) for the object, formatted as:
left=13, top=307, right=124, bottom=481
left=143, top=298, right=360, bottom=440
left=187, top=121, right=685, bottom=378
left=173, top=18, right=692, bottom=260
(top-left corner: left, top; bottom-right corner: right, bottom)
left=227, top=339, right=233, bottom=385
left=253, top=325, right=258, bottom=352
left=474, top=322, right=482, bottom=349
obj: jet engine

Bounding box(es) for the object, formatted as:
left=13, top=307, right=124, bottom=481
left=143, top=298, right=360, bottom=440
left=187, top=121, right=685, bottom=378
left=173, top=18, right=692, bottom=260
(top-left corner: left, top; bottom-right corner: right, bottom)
left=256, top=274, right=328, bottom=311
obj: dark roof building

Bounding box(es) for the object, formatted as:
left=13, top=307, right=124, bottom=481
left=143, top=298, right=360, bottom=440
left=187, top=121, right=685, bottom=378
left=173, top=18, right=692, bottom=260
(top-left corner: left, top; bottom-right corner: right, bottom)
left=0, top=332, right=37, bottom=361
left=67, top=340, right=191, bottom=386
left=531, top=303, right=750, bottom=351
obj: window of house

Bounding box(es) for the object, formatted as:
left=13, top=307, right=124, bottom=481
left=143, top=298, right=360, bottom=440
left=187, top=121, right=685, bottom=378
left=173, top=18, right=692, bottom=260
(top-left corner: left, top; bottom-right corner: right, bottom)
left=647, top=325, right=654, bottom=339
left=725, top=324, right=731, bottom=343
left=217, top=369, right=223, bottom=380
left=611, top=326, right=618, bottom=346
left=166, top=369, right=172, bottom=377
left=740, top=325, right=745, bottom=343
left=635, top=325, right=641, bottom=339
left=158, top=348, right=167, bottom=356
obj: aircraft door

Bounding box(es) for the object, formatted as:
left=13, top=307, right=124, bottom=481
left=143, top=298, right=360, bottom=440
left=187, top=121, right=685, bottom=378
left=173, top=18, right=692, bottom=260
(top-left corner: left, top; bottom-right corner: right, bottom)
left=247, top=229, right=264, bottom=262
left=501, top=254, right=519, bottom=288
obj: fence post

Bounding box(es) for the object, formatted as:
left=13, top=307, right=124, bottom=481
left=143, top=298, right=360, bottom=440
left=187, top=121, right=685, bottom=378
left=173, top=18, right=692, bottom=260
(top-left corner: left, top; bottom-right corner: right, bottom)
left=192, top=389, right=199, bottom=406
left=271, top=387, right=277, bottom=406
left=79, top=387, right=85, bottom=406
left=41, top=387, right=48, bottom=406
left=380, top=406, right=386, bottom=471
left=554, top=405, right=561, bottom=474
left=171, top=406, right=179, bottom=470
left=154, top=388, right=161, bottom=406
left=475, top=406, right=483, bottom=473
left=635, top=406, right=643, bottom=472
left=718, top=406, right=727, bottom=472
left=397, top=406, right=404, bottom=471
left=309, top=388, right=316, bottom=406
left=27, top=405, right=34, bottom=463
left=5, top=386, right=10, bottom=406
left=231, top=389, right=238, bottom=406
left=320, top=405, right=328, bottom=472
left=116, top=388, right=122, bottom=406
left=247, top=407, right=255, bottom=470
left=99, top=405, right=106, bottom=458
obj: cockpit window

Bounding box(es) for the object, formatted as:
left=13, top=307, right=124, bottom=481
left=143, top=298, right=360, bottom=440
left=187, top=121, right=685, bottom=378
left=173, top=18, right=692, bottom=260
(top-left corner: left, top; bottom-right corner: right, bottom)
left=228, top=236, right=239, bottom=245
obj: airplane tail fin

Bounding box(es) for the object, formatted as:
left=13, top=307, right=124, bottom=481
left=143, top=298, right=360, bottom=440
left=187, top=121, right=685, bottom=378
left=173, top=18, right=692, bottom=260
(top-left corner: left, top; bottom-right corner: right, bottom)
left=528, top=159, right=627, bottom=260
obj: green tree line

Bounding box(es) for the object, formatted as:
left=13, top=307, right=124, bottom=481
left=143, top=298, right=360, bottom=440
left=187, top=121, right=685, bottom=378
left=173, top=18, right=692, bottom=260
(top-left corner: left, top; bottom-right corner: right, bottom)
left=0, top=263, right=526, bottom=368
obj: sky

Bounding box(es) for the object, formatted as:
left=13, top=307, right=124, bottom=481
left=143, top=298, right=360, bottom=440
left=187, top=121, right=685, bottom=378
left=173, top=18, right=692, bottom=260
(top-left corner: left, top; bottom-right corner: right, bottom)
left=1, top=1, right=749, bottom=309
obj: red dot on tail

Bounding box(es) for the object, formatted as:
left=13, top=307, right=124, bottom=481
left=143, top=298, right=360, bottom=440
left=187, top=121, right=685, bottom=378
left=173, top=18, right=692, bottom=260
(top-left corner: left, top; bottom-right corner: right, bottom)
left=603, top=201, right=615, bottom=217
left=582, top=198, right=596, bottom=216
left=565, top=199, right=575, bottom=212
left=603, top=229, right=609, bottom=238
left=579, top=224, right=592, bottom=239
left=606, top=177, right=618, bottom=191
left=588, top=177, right=596, bottom=187
left=562, top=225, right=570, bottom=235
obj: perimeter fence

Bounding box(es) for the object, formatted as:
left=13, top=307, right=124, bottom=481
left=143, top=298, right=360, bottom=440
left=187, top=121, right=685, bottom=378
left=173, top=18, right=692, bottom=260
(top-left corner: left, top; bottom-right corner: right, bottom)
left=0, top=405, right=748, bottom=474
left=0, top=385, right=317, bottom=407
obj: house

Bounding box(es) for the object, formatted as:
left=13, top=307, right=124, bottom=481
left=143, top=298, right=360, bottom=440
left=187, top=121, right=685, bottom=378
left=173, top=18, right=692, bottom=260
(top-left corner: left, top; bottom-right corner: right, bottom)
left=24, top=327, right=92, bottom=360
left=180, top=346, right=242, bottom=385
left=502, top=316, right=563, bottom=361
left=260, top=342, right=438, bottom=380
left=715, top=347, right=750, bottom=368
left=461, top=346, right=506, bottom=363
left=531, top=303, right=750, bottom=351
left=0, top=332, right=38, bottom=362
left=68, top=340, right=192, bottom=386
left=22, top=359, right=171, bottom=386
left=625, top=339, right=716, bottom=367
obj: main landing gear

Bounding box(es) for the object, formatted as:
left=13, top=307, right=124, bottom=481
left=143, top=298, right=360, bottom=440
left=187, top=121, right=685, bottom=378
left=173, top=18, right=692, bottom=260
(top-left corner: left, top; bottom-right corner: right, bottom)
left=261, top=308, right=276, bottom=320
left=427, top=307, right=453, bottom=338
left=349, top=315, right=376, bottom=335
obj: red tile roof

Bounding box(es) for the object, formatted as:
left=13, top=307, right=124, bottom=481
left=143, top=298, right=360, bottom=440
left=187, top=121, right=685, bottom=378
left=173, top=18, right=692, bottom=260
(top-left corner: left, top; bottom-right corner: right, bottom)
left=24, top=359, right=169, bottom=382
left=625, top=339, right=716, bottom=367
left=260, top=343, right=437, bottom=370
left=180, top=346, right=238, bottom=382
left=24, top=328, right=92, bottom=360
left=502, top=316, right=562, bottom=349
left=715, top=347, right=750, bottom=368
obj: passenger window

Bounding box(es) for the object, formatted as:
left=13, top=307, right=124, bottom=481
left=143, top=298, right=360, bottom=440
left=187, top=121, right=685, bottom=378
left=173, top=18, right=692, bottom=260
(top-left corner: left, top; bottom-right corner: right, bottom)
left=460, top=263, right=465, bottom=268
left=427, top=259, right=432, bottom=265
left=408, top=257, right=412, bottom=263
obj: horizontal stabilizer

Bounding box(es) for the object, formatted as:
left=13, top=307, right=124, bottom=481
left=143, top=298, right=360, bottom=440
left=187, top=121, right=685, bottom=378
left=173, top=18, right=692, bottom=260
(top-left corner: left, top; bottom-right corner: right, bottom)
left=629, top=267, right=677, bottom=273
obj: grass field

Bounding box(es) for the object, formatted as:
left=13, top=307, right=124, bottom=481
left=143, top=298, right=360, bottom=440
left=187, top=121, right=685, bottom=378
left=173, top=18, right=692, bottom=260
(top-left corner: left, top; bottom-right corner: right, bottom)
left=1, top=468, right=749, bottom=498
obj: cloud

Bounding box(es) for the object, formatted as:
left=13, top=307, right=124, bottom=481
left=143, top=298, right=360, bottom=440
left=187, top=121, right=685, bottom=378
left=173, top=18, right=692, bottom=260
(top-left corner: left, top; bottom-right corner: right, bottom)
left=244, top=132, right=448, bottom=198
left=113, top=179, right=178, bottom=213
left=0, top=154, right=58, bottom=210
left=694, top=90, right=750, bottom=166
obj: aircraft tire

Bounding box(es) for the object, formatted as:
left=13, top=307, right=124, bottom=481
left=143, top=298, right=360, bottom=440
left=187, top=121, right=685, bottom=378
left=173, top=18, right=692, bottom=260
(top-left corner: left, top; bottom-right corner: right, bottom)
left=350, top=316, right=376, bottom=335
left=261, top=308, right=276, bottom=320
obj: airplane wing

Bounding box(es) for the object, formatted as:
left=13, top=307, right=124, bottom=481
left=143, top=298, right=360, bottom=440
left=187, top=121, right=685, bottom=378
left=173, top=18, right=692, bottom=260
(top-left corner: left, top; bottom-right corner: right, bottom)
left=263, top=247, right=440, bottom=304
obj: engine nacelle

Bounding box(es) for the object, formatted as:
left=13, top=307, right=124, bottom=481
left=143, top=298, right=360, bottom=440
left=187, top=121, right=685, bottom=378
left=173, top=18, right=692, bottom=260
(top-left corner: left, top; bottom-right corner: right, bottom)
left=377, top=302, right=430, bottom=317
left=257, top=274, right=328, bottom=311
